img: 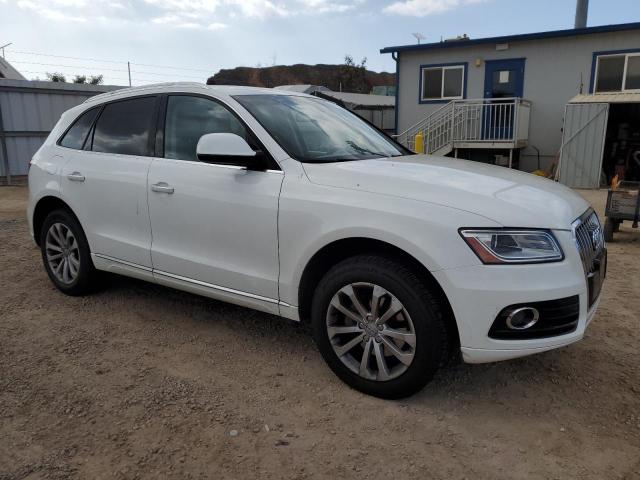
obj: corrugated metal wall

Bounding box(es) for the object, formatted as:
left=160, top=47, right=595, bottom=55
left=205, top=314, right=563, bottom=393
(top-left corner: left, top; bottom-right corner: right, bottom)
left=0, top=79, right=121, bottom=181
left=558, top=102, right=609, bottom=189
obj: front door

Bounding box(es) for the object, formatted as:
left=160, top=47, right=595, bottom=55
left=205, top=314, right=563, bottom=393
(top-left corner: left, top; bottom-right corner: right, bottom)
left=483, top=58, right=525, bottom=139
left=147, top=94, right=283, bottom=310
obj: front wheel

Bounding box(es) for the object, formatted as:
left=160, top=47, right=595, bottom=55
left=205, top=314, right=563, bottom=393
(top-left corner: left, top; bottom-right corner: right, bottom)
left=311, top=255, right=448, bottom=399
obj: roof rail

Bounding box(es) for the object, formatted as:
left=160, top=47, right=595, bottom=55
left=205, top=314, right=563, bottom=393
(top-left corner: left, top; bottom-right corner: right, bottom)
left=82, top=81, right=206, bottom=104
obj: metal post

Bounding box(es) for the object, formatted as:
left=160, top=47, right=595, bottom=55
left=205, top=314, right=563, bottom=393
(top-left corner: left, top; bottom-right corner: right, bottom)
left=0, top=102, right=11, bottom=185
left=508, top=149, right=513, bottom=169
left=127, top=61, right=132, bottom=87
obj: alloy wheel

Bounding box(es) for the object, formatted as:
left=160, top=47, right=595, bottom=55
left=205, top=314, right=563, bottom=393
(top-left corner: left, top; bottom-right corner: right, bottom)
left=45, top=222, right=80, bottom=284
left=326, top=282, right=416, bottom=381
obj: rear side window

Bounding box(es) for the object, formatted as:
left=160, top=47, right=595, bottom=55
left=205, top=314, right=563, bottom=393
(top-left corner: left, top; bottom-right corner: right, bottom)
left=59, top=107, right=99, bottom=150
left=164, top=95, right=247, bottom=162
left=92, top=96, right=157, bottom=156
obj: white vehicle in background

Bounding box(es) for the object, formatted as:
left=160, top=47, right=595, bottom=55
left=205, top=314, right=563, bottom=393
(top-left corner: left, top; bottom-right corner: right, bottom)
left=28, top=83, right=606, bottom=398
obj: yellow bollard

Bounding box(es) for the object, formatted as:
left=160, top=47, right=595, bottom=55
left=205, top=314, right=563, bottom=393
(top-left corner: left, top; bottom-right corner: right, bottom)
left=414, top=132, right=424, bottom=154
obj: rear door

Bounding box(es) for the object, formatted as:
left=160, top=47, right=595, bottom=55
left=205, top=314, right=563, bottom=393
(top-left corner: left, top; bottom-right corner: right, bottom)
left=60, top=96, right=158, bottom=268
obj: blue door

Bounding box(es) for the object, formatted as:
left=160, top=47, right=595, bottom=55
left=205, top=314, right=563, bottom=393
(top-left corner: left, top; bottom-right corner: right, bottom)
left=483, top=58, right=525, bottom=140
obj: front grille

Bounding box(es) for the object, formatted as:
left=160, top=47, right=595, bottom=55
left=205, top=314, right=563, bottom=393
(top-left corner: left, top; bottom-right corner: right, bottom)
left=573, top=209, right=605, bottom=275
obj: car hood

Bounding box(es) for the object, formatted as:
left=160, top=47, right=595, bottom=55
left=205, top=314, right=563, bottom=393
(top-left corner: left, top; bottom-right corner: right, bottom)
left=301, top=155, right=590, bottom=229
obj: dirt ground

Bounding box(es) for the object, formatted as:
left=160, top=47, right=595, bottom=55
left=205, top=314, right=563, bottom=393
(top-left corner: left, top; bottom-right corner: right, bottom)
left=0, top=185, right=639, bottom=480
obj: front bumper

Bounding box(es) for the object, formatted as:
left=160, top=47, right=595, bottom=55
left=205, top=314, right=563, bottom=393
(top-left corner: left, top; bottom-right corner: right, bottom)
left=432, top=229, right=603, bottom=364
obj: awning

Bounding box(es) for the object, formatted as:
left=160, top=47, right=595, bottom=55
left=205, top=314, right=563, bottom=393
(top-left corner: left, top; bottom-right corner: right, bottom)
left=569, top=92, right=640, bottom=104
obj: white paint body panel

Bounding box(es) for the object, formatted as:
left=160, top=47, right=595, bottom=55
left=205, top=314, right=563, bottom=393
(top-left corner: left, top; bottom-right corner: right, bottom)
left=147, top=157, right=283, bottom=303
left=27, top=83, right=601, bottom=366
left=60, top=149, right=153, bottom=268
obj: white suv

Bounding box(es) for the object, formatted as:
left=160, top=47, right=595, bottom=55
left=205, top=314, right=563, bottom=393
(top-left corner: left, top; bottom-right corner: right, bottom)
left=28, top=83, right=606, bottom=398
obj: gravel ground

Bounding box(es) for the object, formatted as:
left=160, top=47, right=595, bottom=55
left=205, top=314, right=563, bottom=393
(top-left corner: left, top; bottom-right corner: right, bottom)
left=1, top=185, right=639, bottom=480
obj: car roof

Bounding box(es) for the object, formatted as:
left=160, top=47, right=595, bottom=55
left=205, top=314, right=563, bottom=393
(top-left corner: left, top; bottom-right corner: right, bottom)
left=82, top=82, right=310, bottom=106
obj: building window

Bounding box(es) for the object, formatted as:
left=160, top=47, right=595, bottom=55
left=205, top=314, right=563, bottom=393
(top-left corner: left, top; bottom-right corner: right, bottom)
left=595, top=53, right=640, bottom=93
left=420, top=64, right=465, bottom=101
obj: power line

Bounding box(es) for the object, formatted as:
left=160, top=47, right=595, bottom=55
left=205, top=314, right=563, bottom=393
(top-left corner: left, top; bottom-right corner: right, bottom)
left=11, top=60, right=207, bottom=79
left=7, top=49, right=215, bottom=73
left=11, top=60, right=129, bottom=73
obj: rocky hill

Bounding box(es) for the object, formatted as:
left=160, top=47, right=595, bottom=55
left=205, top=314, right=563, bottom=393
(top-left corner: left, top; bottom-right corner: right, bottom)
left=206, top=64, right=394, bottom=93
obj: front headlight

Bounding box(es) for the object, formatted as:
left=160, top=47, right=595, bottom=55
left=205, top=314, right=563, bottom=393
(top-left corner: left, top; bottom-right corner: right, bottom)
left=459, top=229, right=564, bottom=264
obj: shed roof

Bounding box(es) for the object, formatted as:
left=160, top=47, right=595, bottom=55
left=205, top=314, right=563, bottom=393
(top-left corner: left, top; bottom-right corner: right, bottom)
left=381, top=22, right=640, bottom=54
left=569, top=92, right=640, bottom=104
left=0, top=57, right=26, bottom=80
left=315, top=91, right=395, bottom=109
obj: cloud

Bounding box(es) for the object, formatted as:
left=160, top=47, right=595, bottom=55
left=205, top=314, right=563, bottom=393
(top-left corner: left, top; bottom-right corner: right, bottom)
left=297, top=0, right=356, bottom=13
left=12, top=0, right=365, bottom=27
left=383, top=0, right=484, bottom=17
left=207, top=22, right=228, bottom=30
left=17, top=0, right=87, bottom=21
left=225, top=0, right=290, bottom=18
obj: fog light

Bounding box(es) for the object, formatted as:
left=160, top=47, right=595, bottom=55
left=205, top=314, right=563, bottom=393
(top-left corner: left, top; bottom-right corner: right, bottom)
left=505, top=307, right=539, bottom=330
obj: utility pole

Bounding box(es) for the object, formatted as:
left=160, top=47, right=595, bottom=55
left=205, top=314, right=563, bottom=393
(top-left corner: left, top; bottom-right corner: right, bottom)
left=574, top=0, right=588, bottom=28
left=127, top=61, right=132, bottom=87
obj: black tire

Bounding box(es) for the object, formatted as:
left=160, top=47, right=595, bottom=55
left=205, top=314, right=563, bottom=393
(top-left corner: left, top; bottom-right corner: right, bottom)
left=40, top=209, right=97, bottom=296
left=603, top=217, right=614, bottom=242
left=311, top=255, right=448, bottom=399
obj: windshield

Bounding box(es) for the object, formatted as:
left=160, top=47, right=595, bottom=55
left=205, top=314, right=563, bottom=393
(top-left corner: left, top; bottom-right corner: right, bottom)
left=233, top=94, right=406, bottom=163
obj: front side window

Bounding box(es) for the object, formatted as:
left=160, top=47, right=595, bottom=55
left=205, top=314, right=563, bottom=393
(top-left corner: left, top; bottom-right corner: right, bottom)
left=595, top=53, right=640, bottom=93
left=91, top=96, right=157, bottom=156
left=421, top=65, right=465, bottom=101
left=234, top=94, right=405, bottom=163
left=59, top=107, right=99, bottom=150
left=164, top=95, right=247, bottom=162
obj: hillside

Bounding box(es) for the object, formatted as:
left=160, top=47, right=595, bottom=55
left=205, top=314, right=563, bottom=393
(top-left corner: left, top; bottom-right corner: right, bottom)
left=206, top=64, right=394, bottom=93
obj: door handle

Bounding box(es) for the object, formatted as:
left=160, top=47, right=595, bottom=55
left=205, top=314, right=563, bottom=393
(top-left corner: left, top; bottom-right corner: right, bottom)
left=67, top=171, right=85, bottom=182
left=151, top=182, right=174, bottom=194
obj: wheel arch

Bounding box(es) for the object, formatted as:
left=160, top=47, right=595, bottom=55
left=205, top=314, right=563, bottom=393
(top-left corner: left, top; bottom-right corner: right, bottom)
left=32, top=195, right=81, bottom=246
left=297, top=237, right=460, bottom=349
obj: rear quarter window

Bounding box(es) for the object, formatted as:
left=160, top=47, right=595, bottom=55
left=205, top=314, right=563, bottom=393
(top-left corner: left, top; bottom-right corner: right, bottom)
left=59, top=107, right=100, bottom=150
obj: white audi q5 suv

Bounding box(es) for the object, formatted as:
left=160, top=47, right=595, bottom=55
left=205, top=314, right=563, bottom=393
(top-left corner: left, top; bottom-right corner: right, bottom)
left=28, top=83, right=606, bottom=398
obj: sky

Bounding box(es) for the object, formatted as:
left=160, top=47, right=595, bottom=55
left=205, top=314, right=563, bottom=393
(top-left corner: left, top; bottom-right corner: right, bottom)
left=1, top=0, right=639, bottom=86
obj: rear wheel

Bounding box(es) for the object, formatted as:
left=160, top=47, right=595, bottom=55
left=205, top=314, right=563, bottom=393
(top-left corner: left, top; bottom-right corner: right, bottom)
left=40, top=209, right=97, bottom=296
left=311, top=255, right=448, bottom=399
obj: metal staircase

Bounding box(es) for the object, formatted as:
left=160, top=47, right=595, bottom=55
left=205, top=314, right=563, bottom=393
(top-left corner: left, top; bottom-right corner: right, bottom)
left=395, top=97, right=531, bottom=158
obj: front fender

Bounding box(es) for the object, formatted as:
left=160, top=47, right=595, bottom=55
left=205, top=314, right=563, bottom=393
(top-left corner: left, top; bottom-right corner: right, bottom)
left=277, top=177, right=498, bottom=308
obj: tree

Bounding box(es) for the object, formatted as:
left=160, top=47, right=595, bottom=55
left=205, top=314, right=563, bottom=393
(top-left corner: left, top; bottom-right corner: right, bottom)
left=46, top=72, right=67, bottom=83
left=339, top=55, right=369, bottom=93
left=89, top=75, right=104, bottom=85
left=70, top=74, right=104, bottom=85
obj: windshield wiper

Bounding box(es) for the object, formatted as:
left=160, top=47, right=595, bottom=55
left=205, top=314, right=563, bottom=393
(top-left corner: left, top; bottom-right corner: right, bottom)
left=345, top=141, right=389, bottom=158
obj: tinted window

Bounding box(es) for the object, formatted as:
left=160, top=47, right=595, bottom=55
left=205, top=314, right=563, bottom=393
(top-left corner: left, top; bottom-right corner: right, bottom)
left=92, top=96, right=156, bottom=156
left=596, top=56, right=625, bottom=93
left=421, top=66, right=464, bottom=100
left=60, top=107, right=99, bottom=150
left=422, top=68, right=443, bottom=99
left=625, top=55, right=640, bottom=90
left=164, top=95, right=247, bottom=162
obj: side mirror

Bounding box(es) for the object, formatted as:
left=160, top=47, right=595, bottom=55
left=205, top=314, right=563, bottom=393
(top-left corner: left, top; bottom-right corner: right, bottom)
left=196, top=133, right=266, bottom=170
